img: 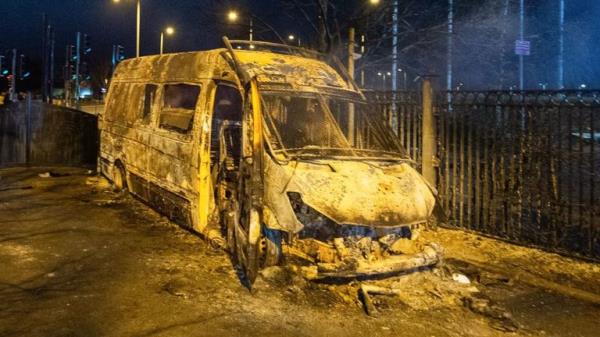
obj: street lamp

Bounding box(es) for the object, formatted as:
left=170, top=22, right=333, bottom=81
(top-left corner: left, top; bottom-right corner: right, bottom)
left=113, top=0, right=142, bottom=58
left=227, top=10, right=239, bottom=23
left=160, top=26, right=175, bottom=55
left=369, top=0, right=381, bottom=5
left=398, top=68, right=407, bottom=90
left=226, top=9, right=253, bottom=42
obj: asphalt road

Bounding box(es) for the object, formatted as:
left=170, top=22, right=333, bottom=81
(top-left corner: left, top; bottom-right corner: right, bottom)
left=1, top=167, right=599, bottom=337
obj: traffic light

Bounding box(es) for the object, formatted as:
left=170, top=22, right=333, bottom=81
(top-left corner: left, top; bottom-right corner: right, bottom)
left=83, top=34, right=91, bottom=54
left=81, top=61, right=91, bottom=81
left=116, top=45, right=125, bottom=62
left=19, top=54, right=30, bottom=80
left=0, top=55, right=6, bottom=77
left=69, top=45, right=77, bottom=62
left=64, top=63, right=74, bottom=81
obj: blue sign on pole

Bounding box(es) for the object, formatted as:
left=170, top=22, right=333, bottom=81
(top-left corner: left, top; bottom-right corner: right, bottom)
left=515, top=40, right=531, bottom=56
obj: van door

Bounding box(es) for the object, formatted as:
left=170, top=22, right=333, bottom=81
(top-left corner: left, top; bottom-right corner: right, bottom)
left=147, top=82, right=202, bottom=227
left=198, top=82, right=243, bottom=241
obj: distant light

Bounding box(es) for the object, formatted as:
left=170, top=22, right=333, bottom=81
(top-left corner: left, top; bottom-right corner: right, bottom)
left=236, top=46, right=242, bottom=49
left=288, top=34, right=295, bottom=41
left=377, top=72, right=382, bottom=76
left=1, top=70, right=8, bottom=75
left=79, top=87, right=92, bottom=98
left=386, top=72, right=391, bottom=76
left=580, top=84, right=587, bottom=89
left=249, top=44, right=255, bottom=50
left=398, top=68, right=403, bottom=72
left=369, top=0, right=381, bottom=5
left=165, top=26, right=175, bottom=35
left=227, top=10, right=239, bottom=22
left=113, top=0, right=120, bottom=3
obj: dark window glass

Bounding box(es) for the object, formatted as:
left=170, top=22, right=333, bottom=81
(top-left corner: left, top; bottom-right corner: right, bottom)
left=164, top=84, right=200, bottom=110
left=159, top=84, right=201, bottom=134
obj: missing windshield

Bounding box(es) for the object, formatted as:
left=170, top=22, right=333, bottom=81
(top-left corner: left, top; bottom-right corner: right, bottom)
left=262, top=92, right=409, bottom=160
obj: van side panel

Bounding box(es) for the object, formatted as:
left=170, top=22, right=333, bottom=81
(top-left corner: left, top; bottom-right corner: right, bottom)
left=101, top=51, right=240, bottom=234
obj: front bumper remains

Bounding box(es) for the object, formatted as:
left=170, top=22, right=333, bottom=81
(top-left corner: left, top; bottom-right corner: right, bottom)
left=301, top=243, right=443, bottom=280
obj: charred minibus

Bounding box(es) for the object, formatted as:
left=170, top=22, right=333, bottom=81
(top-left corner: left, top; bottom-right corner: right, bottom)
left=99, top=38, right=440, bottom=285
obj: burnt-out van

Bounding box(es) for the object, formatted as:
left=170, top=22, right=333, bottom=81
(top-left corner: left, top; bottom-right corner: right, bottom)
left=99, top=38, right=441, bottom=286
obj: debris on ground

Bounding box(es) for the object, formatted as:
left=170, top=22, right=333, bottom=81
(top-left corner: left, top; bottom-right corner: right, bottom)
left=359, top=284, right=402, bottom=316
left=463, top=295, right=520, bottom=332
left=38, top=171, right=70, bottom=178
left=452, top=273, right=471, bottom=284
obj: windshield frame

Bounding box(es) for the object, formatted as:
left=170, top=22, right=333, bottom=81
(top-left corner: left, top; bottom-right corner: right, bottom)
left=260, top=90, right=410, bottom=162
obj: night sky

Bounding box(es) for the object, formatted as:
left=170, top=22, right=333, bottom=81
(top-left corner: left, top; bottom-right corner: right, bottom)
left=0, top=0, right=265, bottom=62
left=1, top=0, right=600, bottom=89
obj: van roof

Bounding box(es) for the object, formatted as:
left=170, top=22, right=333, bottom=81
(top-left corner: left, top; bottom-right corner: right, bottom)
left=112, top=48, right=358, bottom=98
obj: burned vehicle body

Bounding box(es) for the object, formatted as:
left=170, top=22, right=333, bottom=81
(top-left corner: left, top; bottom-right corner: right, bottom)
left=100, top=39, right=440, bottom=285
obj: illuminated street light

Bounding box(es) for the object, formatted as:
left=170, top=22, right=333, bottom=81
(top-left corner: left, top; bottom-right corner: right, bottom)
left=227, top=10, right=239, bottom=23
left=226, top=10, right=253, bottom=43
left=369, top=0, right=381, bottom=5
left=113, top=0, right=142, bottom=58
left=160, top=26, right=175, bottom=55
left=288, top=34, right=295, bottom=41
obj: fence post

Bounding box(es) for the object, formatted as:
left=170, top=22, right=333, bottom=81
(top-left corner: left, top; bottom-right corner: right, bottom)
left=25, top=92, right=32, bottom=165
left=421, top=78, right=437, bottom=186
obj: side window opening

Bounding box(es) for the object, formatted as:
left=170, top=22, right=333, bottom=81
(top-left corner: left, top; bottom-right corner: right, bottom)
left=106, top=83, right=135, bottom=125
left=142, top=84, right=158, bottom=122
left=210, top=84, right=243, bottom=167
left=159, top=83, right=201, bottom=134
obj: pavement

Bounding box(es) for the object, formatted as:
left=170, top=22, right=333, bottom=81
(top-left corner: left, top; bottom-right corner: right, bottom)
left=0, top=167, right=599, bottom=337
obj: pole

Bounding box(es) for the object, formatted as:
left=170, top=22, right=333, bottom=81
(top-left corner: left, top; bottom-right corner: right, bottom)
left=65, top=45, right=70, bottom=105
left=75, top=32, right=81, bottom=104
left=558, top=0, right=565, bottom=89
left=42, top=14, right=48, bottom=102
left=421, top=77, right=436, bottom=186
left=111, top=45, right=116, bottom=73
left=391, top=0, right=399, bottom=133
left=447, top=0, right=454, bottom=92
left=160, top=32, right=164, bottom=55
left=519, top=0, right=525, bottom=90
left=347, top=28, right=355, bottom=145
left=136, top=0, right=141, bottom=58
left=49, top=27, right=55, bottom=103
left=360, top=34, right=365, bottom=87
left=10, top=49, right=17, bottom=101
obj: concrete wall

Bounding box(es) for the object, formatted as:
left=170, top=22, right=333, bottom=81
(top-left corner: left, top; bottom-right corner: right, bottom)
left=0, top=98, right=98, bottom=168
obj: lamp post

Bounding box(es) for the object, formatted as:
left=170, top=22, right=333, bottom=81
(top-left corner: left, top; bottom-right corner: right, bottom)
left=399, top=68, right=407, bottom=90
left=113, top=0, right=141, bottom=58
left=288, top=34, right=300, bottom=46
left=160, top=26, right=175, bottom=55
left=227, top=10, right=253, bottom=42
left=225, top=10, right=288, bottom=46
left=369, top=0, right=399, bottom=131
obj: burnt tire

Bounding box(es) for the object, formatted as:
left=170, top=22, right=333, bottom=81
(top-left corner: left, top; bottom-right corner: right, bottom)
left=112, top=163, right=127, bottom=192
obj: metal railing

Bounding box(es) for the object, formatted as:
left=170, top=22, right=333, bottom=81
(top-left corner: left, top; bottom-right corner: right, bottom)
left=367, top=89, right=600, bottom=260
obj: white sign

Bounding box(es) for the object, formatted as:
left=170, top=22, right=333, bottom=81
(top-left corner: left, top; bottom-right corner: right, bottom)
left=515, top=40, right=531, bottom=56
